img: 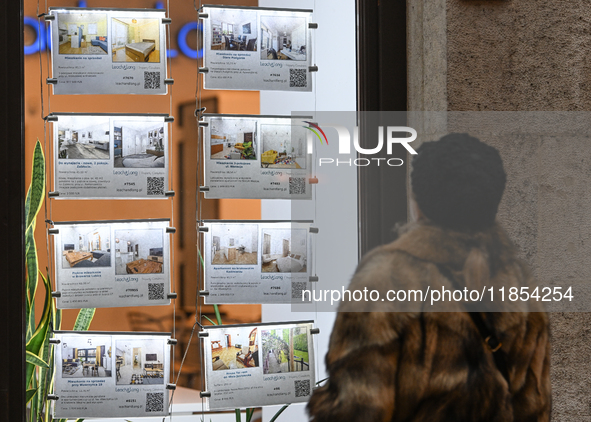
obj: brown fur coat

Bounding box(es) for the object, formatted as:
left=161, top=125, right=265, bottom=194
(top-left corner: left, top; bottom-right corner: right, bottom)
left=308, top=222, right=550, bottom=422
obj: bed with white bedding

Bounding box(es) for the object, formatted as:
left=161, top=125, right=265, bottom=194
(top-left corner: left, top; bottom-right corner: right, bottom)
left=275, top=253, right=306, bottom=273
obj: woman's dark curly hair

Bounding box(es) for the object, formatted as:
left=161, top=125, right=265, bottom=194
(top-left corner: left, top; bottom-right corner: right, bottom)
left=411, top=133, right=506, bottom=232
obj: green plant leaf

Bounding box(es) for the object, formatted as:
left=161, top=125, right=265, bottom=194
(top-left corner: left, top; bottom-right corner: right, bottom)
left=202, top=315, right=217, bottom=326
left=26, top=350, right=49, bottom=368
left=214, top=304, right=223, bottom=326
left=73, top=308, right=96, bottom=331
left=26, top=139, right=45, bottom=230
left=25, top=270, right=52, bottom=389
left=26, top=388, right=37, bottom=404
left=246, top=408, right=254, bottom=422
left=25, top=226, right=39, bottom=342
left=269, top=404, right=289, bottom=422
left=235, top=409, right=241, bottom=422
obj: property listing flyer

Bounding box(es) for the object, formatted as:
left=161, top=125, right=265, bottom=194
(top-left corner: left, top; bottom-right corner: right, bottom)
left=201, top=6, right=314, bottom=92
left=202, top=114, right=313, bottom=199
left=53, top=219, right=171, bottom=309
left=201, top=221, right=315, bottom=304
left=51, top=113, right=169, bottom=199
left=48, top=7, right=167, bottom=95
left=52, top=331, right=170, bottom=418
left=203, top=321, right=316, bottom=410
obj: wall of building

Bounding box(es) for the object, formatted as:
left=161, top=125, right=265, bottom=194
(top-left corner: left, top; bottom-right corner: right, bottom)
left=409, top=1, right=591, bottom=418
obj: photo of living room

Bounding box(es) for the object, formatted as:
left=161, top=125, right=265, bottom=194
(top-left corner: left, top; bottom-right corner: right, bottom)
left=57, top=13, right=108, bottom=55
left=61, top=226, right=111, bottom=269
left=262, top=326, right=309, bottom=374
left=113, top=120, right=165, bottom=168
left=57, top=117, right=110, bottom=160
left=210, top=9, right=257, bottom=52
left=210, top=327, right=259, bottom=371
left=261, top=228, right=307, bottom=273
left=111, top=18, right=160, bottom=62
left=260, top=15, right=307, bottom=61
left=211, top=224, right=258, bottom=265
left=115, top=339, right=165, bottom=385
left=209, top=118, right=257, bottom=160
left=260, top=124, right=307, bottom=168
left=114, top=229, right=164, bottom=275
left=61, top=337, right=112, bottom=378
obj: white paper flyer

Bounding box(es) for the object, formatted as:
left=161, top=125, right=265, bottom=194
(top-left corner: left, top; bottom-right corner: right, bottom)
left=52, top=331, right=171, bottom=418
left=201, top=6, right=314, bottom=92
left=51, top=113, right=170, bottom=199
left=48, top=8, right=167, bottom=95
left=202, top=114, right=313, bottom=199
left=202, top=321, right=316, bottom=410
left=201, top=221, right=315, bottom=304
left=53, top=219, right=171, bottom=309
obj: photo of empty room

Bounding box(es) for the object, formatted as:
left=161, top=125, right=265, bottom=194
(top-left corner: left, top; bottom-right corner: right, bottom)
left=209, top=118, right=257, bottom=160
left=211, top=224, right=258, bottom=265
left=113, top=120, right=165, bottom=168
left=61, top=337, right=112, bottom=378
left=61, top=226, right=111, bottom=269
left=57, top=13, right=108, bottom=55
left=210, top=9, right=257, bottom=51
left=115, top=339, right=165, bottom=385
left=260, top=16, right=306, bottom=61
left=57, top=117, right=110, bottom=160
left=111, top=18, right=160, bottom=62
left=114, top=229, right=163, bottom=275
left=260, top=124, right=307, bottom=169
left=261, top=228, right=307, bottom=273
left=210, top=327, right=258, bottom=371
left=262, top=327, right=309, bottom=374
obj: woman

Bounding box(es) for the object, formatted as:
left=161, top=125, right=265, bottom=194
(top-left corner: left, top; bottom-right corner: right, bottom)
left=308, top=134, right=551, bottom=422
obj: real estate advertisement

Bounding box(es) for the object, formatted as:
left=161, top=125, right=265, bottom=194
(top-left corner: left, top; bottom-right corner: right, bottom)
left=201, top=6, right=314, bottom=92
left=48, top=8, right=167, bottom=95
left=52, top=331, right=170, bottom=418
left=53, top=219, right=171, bottom=309
left=202, top=114, right=313, bottom=199
left=203, top=321, right=315, bottom=410
left=51, top=113, right=169, bottom=199
left=201, top=221, right=315, bottom=304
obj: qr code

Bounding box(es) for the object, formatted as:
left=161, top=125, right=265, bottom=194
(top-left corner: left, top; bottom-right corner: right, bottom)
left=147, top=177, right=165, bottom=196
left=148, top=283, right=165, bottom=300
left=144, top=71, right=161, bottom=89
left=289, top=177, right=306, bottom=195
left=290, top=69, right=307, bottom=88
left=294, top=380, right=311, bottom=398
left=292, top=282, right=308, bottom=300
left=146, top=392, right=164, bottom=412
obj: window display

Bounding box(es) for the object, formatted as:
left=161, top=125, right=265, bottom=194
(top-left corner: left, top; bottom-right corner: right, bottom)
left=201, top=114, right=313, bottom=199
left=52, top=219, right=172, bottom=309
left=47, top=7, right=168, bottom=95
left=201, top=6, right=315, bottom=91
left=202, top=321, right=316, bottom=410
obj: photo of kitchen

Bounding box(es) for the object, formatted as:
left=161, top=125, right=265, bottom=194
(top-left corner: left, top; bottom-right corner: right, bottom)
left=209, top=118, right=257, bottom=160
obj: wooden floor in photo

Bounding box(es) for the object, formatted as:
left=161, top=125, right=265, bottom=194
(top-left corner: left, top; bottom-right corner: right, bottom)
left=112, top=47, right=160, bottom=62
left=212, top=251, right=257, bottom=265
left=62, top=143, right=109, bottom=160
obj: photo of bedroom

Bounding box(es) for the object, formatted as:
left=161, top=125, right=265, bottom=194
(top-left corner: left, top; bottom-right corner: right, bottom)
left=209, top=118, right=257, bottom=160
left=261, top=228, right=307, bottom=273
left=61, top=226, right=111, bottom=269
left=57, top=117, right=110, bottom=160
left=114, top=229, right=163, bottom=275
left=57, top=13, right=108, bottom=55
left=260, top=124, right=307, bottom=169
left=210, top=9, right=257, bottom=51
left=111, top=18, right=160, bottom=62
left=61, top=337, right=112, bottom=378
left=113, top=121, right=165, bottom=168
left=115, top=339, right=165, bottom=385
left=211, top=224, right=258, bottom=265
left=210, top=327, right=258, bottom=371
left=260, top=15, right=307, bottom=61
left=262, top=327, right=309, bottom=374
